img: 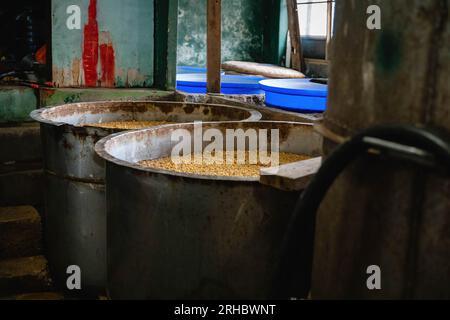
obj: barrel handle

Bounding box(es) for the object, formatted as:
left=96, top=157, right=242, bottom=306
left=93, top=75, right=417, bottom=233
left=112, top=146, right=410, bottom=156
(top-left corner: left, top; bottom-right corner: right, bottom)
left=259, top=157, right=322, bottom=191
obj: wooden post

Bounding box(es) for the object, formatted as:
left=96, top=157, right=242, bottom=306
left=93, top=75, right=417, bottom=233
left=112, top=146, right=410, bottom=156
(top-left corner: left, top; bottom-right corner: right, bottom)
left=325, top=0, right=333, bottom=61
left=207, top=0, right=222, bottom=94
left=286, top=0, right=304, bottom=72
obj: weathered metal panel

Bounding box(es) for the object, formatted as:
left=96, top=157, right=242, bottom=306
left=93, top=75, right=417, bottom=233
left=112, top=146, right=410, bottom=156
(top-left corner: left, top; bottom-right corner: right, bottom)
left=45, top=174, right=106, bottom=292
left=0, top=86, right=38, bottom=123
left=52, top=0, right=154, bottom=88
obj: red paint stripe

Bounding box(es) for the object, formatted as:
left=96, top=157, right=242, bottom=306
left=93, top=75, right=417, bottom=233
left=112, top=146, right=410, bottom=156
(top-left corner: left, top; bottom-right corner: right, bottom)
left=100, top=44, right=115, bottom=87
left=82, top=0, right=99, bottom=87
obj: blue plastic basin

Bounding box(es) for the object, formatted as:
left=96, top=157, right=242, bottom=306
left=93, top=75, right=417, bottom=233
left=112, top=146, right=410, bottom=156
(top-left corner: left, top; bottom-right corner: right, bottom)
left=177, top=73, right=265, bottom=95
left=260, top=79, right=328, bottom=113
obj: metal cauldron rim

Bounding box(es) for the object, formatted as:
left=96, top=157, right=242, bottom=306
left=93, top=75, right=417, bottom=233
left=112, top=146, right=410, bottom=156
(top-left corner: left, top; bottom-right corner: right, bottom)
left=30, top=100, right=262, bottom=128
left=95, top=121, right=314, bottom=182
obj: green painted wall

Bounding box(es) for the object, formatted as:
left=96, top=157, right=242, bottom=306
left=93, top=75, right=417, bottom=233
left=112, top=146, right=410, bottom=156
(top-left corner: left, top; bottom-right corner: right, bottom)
left=263, top=0, right=288, bottom=65
left=52, top=0, right=154, bottom=88
left=177, top=0, right=265, bottom=66
left=0, top=87, right=38, bottom=123
left=154, top=0, right=179, bottom=90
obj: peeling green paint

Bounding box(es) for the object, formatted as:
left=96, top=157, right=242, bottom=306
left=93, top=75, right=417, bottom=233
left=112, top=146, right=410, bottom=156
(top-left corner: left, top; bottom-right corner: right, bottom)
left=39, top=88, right=175, bottom=107
left=177, top=0, right=265, bottom=66
left=0, top=87, right=38, bottom=123
left=263, top=0, right=288, bottom=65
left=154, top=0, right=179, bottom=90
left=52, top=0, right=154, bottom=88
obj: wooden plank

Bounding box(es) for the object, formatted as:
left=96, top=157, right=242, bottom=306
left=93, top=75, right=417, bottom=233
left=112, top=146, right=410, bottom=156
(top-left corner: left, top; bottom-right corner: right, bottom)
left=259, top=157, right=322, bottom=191
left=286, top=0, right=304, bottom=72
left=207, top=0, right=222, bottom=94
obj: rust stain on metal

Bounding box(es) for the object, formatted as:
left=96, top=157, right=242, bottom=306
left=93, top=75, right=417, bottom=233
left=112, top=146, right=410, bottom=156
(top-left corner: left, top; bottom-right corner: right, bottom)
left=62, top=138, right=73, bottom=150
left=184, top=105, right=195, bottom=114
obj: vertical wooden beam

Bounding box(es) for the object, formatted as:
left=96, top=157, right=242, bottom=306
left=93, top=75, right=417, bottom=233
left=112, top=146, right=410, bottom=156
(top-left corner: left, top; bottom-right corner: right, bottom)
left=286, top=0, right=304, bottom=72
left=207, top=0, right=221, bottom=94
left=154, top=0, right=179, bottom=90
left=325, top=0, right=333, bottom=61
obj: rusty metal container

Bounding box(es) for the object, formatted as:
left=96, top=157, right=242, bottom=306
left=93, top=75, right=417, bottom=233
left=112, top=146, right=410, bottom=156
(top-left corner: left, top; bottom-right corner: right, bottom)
left=30, top=101, right=261, bottom=293
left=95, top=121, right=322, bottom=299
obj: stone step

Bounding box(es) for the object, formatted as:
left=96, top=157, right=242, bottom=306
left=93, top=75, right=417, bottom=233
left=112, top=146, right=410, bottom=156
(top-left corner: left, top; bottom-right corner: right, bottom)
left=0, top=206, right=42, bottom=260
left=0, top=161, right=42, bottom=175
left=0, top=256, right=53, bottom=296
left=0, top=170, right=44, bottom=207
left=0, top=124, right=42, bottom=165
left=0, top=292, right=65, bottom=301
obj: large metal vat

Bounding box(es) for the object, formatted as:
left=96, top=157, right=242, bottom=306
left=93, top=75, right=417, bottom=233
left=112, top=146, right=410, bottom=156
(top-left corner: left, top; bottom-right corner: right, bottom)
left=30, top=101, right=261, bottom=293
left=95, top=121, right=322, bottom=299
left=311, top=1, right=450, bottom=299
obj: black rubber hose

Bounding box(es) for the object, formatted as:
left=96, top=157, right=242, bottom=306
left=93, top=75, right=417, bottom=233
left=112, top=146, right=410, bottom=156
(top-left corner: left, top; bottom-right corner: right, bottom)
left=273, top=124, right=450, bottom=299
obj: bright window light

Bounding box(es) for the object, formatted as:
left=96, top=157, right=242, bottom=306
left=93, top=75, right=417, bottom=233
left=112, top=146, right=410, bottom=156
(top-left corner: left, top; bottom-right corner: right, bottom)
left=297, top=0, right=335, bottom=38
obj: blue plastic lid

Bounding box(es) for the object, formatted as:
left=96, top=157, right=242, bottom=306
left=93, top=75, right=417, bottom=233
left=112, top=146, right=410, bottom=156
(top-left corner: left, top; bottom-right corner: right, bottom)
left=259, top=79, right=328, bottom=97
left=177, top=73, right=265, bottom=89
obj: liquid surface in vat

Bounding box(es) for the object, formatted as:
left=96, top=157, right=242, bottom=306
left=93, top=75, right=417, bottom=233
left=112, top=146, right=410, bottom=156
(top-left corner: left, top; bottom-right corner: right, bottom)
left=139, top=151, right=310, bottom=177
left=83, top=121, right=174, bottom=129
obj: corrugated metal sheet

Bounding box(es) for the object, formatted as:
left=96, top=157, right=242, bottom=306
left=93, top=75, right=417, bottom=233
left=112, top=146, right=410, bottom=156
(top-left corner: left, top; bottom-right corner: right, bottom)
left=52, top=0, right=154, bottom=88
